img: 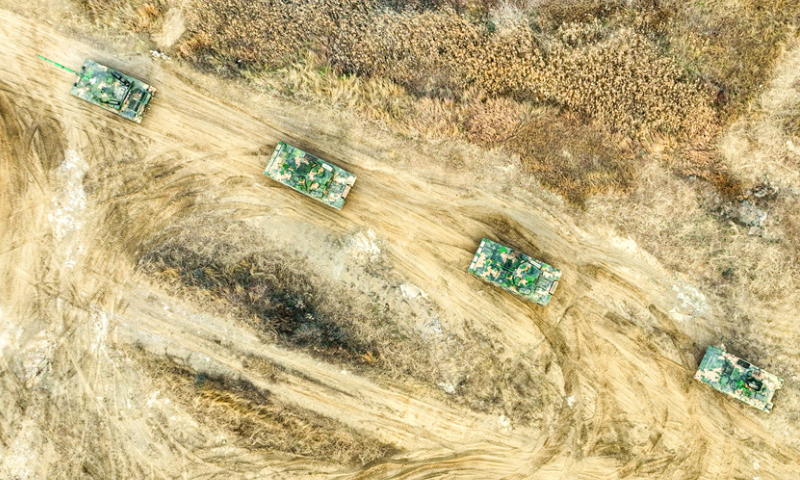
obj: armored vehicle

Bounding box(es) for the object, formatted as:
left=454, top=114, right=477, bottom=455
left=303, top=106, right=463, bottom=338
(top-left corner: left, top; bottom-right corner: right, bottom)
left=468, top=238, right=561, bottom=306
left=695, top=345, right=783, bottom=413
left=39, top=56, right=155, bottom=123
left=264, top=142, right=356, bottom=210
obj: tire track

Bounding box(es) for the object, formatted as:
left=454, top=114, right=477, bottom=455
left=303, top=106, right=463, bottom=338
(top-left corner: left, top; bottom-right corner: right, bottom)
left=1, top=6, right=799, bottom=479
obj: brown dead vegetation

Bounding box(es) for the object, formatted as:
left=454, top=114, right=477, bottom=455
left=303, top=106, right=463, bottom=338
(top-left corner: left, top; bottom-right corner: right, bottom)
left=140, top=236, right=377, bottom=360
left=508, top=111, right=636, bottom=206
left=135, top=351, right=398, bottom=465
left=673, top=147, right=744, bottom=201
left=77, top=0, right=166, bottom=33
left=73, top=0, right=800, bottom=204
left=137, top=217, right=563, bottom=426
left=535, top=0, right=800, bottom=118
left=166, top=0, right=727, bottom=204
left=177, top=0, right=714, bottom=139
left=5, top=6, right=800, bottom=477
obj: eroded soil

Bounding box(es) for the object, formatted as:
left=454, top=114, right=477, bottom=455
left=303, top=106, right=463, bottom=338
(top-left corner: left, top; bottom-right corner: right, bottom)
left=1, top=6, right=799, bottom=480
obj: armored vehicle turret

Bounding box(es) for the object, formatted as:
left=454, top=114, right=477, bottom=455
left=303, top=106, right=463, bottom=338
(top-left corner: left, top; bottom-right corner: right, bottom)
left=39, top=56, right=155, bottom=123
left=695, top=345, right=783, bottom=413
left=264, top=142, right=356, bottom=210
left=468, top=238, right=561, bottom=306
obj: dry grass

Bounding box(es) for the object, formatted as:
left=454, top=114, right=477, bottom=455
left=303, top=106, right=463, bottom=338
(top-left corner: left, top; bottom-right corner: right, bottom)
left=139, top=234, right=379, bottom=361
left=585, top=160, right=800, bottom=345
left=535, top=0, right=800, bottom=117
left=718, top=42, right=800, bottom=189
left=166, top=0, right=735, bottom=204
left=261, top=58, right=632, bottom=204
left=135, top=351, right=398, bottom=465
left=507, top=111, right=636, bottom=206
left=74, top=0, right=799, bottom=204
left=76, top=0, right=167, bottom=33
left=178, top=0, right=715, bottom=139
left=137, top=217, right=564, bottom=425
left=262, top=56, right=526, bottom=144
left=584, top=158, right=800, bottom=451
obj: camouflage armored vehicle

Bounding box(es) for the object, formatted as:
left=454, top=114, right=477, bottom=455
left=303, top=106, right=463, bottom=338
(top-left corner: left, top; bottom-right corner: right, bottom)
left=695, top=345, right=783, bottom=413
left=39, top=56, right=155, bottom=123
left=468, top=238, right=561, bottom=306
left=264, top=142, right=356, bottom=210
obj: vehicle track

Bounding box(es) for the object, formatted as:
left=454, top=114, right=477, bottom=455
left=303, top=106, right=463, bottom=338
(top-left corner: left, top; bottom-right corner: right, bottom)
left=1, top=7, right=799, bottom=479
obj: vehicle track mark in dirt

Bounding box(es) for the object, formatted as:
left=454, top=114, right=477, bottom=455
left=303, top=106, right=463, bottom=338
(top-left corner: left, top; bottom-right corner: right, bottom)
left=1, top=6, right=800, bottom=479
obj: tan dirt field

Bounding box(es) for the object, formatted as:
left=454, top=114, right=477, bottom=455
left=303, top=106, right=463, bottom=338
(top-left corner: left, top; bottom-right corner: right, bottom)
left=1, top=4, right=800, bottom=480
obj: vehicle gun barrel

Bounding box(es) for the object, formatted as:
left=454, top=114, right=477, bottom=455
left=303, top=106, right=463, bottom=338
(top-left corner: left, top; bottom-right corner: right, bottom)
left=37, top=55, right=90, bottom=80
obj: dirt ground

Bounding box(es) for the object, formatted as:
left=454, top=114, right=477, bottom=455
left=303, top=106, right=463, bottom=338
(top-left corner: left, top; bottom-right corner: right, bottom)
left=2, top=4, right=800, bottom=480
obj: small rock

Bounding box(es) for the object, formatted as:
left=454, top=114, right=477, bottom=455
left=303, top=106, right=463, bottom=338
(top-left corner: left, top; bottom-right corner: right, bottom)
left=737, top=200, right=767, bottom=227
left=438, top=382, right=456, bottom=394
left=498, top=415, right=511, bottom=428
left=400, top=283, right=428, bottom=299
left=150, top=50, right=171, bottom=60
left=720, top=200, right=767, bottom=228
left=751, top=183, right=778, bottom=199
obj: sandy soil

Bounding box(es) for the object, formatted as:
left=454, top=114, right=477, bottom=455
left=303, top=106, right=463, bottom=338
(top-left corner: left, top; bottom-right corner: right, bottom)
left=1, top=6, right=799, bottom=479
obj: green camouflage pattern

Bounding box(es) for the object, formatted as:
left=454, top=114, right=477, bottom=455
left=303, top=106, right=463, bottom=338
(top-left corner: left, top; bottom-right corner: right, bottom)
left=695, top=345, right=783, bottom=413
left=264, top=142, right=356, bottom=210
left=468, top=238, right=561, bottom=306
left=70, top=60, right=155, bottom=123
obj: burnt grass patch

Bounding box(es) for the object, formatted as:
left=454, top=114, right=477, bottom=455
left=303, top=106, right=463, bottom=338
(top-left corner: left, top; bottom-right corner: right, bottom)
left=139, top=240, right=376, bottom=361
left=135, top=351, right=398, bottom=465
left=137, top=221, right=567, bottom=427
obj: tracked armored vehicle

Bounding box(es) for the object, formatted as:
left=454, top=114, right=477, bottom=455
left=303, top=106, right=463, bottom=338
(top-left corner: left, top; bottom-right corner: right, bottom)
left=39, top=56, right=155, bottom=123
left=468, top=238, right=561, bottom=306
left=264, top=142, right=356, bottom=210
left=695, top=345, right=783, bottom=413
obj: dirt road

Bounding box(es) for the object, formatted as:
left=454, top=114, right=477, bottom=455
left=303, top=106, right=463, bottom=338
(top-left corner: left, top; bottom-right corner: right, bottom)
left=1, top=7, right=799, bottom=479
